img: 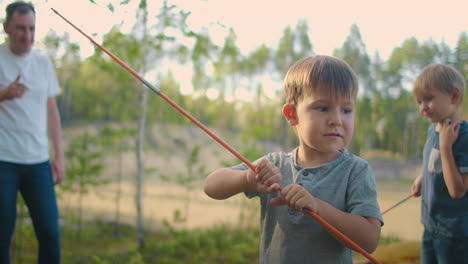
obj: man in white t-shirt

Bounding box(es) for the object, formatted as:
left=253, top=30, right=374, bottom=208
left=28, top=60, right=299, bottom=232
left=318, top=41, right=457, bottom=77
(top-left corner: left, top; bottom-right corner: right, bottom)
left=0, top=2, right=64, bottom=263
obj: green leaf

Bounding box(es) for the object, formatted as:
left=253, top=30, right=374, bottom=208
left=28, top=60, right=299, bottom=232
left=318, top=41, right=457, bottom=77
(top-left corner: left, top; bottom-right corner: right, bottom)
left=107, top=3, right=115, bottom=13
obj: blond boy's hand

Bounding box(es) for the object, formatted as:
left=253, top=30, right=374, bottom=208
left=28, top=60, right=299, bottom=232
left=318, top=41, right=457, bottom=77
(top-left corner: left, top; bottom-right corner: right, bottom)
left=411, top=175, right=423, bottom=197
left=245, top=158, right=282, bottom=193
left=270, top=184, right=320, bottom=213
left=439, top=118, right=461, bottom=151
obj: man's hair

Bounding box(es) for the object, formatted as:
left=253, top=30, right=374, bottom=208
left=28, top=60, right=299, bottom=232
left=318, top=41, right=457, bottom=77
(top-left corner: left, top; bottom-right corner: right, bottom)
left=5, top=1, right=35, bottom=24
left=284, top=55, right=358, bottom=106
left=413, top=64, right=465, bottom=102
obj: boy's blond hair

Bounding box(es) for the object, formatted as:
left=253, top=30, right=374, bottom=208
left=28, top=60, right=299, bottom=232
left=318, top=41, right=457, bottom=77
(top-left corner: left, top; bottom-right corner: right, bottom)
left=413, top=64, right=465, bottom=103
left=284, top=55, right=358, bottom=106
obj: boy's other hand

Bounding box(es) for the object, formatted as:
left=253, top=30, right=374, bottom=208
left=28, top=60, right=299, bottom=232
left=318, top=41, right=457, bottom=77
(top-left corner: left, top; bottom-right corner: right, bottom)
left=439, top=118, right=461, bottom=151
left=411, top=175, right=423, bottom=197
left=245, top=158, right=282, bottom=193
left=270, top=184, right=319, bottom=214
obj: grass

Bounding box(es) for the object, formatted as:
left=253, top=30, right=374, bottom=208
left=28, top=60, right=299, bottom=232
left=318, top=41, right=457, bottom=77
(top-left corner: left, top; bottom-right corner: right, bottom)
left=11, top=217, right=408, bottom=264
left=11, top=219, right=260, bottom=264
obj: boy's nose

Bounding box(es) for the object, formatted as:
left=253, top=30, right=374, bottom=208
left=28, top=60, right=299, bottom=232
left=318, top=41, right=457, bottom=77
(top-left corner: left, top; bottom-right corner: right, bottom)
left=328, top=112, right=342, bottom=126
left=419, top=103, right=428, bottom=113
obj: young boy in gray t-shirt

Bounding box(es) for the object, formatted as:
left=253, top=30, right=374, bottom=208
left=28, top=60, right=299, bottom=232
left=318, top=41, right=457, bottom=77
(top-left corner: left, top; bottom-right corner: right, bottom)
left=204, top=55, right=383, bottom=264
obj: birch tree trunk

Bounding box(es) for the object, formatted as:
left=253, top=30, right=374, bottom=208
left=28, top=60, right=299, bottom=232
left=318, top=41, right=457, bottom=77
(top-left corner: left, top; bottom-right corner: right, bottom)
left=135, top=0, right=149, bottom=250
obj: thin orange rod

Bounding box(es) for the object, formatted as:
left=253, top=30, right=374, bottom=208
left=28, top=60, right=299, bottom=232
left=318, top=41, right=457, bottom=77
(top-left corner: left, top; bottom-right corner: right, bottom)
left=275, top=187, right=381, bottom=264
left=51, top=8, right=380, bottom=264
left=381, top=193, right=415, bottom=215
left=50, top=8, right=254, bottom=172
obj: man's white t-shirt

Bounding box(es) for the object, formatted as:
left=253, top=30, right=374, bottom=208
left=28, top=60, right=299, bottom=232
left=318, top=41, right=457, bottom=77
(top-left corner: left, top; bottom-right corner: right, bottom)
left=0, top=43, right=60, bottom=164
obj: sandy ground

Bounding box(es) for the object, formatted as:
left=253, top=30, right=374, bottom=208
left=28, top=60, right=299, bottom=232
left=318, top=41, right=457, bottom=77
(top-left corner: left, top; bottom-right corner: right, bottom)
left=58, top=182, right=255, bottom=230
left=378, top=190, right=423, bottom=241
left=61, top=124, right=424, bottom=241
left=57, top=181, right=423, bottom=242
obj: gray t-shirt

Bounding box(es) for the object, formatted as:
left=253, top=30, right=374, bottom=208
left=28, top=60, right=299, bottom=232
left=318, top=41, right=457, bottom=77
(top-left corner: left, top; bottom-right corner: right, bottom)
left=233, top=148, right=383, bottom=264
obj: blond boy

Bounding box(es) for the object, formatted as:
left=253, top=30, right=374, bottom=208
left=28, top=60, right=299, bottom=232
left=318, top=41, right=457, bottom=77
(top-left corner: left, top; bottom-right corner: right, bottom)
left=411, top=64, right=468, bottom=264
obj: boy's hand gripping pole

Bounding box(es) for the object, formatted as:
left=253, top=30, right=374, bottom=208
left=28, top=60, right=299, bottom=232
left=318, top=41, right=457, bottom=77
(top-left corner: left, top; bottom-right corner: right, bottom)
left=51, top=8, right=381, bottom=264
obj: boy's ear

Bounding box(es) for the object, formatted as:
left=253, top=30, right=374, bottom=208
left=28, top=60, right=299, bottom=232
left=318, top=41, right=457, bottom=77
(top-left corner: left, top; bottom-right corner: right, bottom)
left=282, top=104, right=298, bottom=125
left=451, top=87, right=462, bottom=105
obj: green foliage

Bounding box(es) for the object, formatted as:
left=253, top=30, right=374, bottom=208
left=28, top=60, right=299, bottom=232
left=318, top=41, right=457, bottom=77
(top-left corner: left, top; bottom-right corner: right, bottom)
left=239, top=140, right=267, bottom=162
left=12, top=218, right=260, bottom=264
left=60, top=131, right=109, bottom=240
left=46, top=1, right=468, bottom=159
left=11, top=215, right=406, bottom=264
left=62, top=132, right=108, bottom=194
left=144, top=221, right=260, bottom=264
left=159, top=144, right=206, bottom=186
left=378, top=235, right=402, bottom=245
left=159, top=143, right=207, bottom=225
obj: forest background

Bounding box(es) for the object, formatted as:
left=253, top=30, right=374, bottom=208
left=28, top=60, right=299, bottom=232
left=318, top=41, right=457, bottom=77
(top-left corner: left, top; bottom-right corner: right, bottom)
left=1, top=0, right=467, bottom=263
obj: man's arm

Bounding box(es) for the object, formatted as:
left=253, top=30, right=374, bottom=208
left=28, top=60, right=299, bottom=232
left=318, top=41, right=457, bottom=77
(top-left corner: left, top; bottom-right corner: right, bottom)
left=47, top=97, right=64, bottom=184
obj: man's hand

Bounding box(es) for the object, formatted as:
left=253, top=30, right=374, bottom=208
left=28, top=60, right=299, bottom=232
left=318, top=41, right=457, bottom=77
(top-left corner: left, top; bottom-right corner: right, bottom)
left=1, top=75, right=28, bottom=101
left=51, top=156, right=65, bottom=185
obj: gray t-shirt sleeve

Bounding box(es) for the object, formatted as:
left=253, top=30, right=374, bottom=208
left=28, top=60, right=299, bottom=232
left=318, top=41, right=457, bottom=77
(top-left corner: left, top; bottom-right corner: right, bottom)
left=346, top=160, right=384, bottom=225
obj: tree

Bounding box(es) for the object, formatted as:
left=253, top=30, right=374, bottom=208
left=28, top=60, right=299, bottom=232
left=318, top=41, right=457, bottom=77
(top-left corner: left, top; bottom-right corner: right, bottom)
left=454, top=32, right=468, bottom=117
left=333, top=24, right=373, bottom=154
left=41, top=31, right=81, bottom=124
left=191, top=31, right=217, bottom=92
left=61, top=131, right=106, bottom=240
left=213, top=29, right=241, bottom=94
left=334, top=24, right=373, bottom=96
left=273, top=21, right=314, bottom=149
left=98, top=124, right=136, bottom=237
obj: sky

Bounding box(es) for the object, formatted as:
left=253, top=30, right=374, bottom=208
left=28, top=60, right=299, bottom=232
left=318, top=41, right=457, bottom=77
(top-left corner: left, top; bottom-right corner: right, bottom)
left=0, top=0, right=467, bottom=99
left=1, top=0, right=467, bottom=59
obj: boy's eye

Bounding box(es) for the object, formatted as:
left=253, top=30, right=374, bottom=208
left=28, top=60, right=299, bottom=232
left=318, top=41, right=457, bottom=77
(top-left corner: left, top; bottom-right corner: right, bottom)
left=424, top=96, right=434, bottom=102
left=343, top=108, right=353, bottom=114
left=317, top=106, right=328, bottom=112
